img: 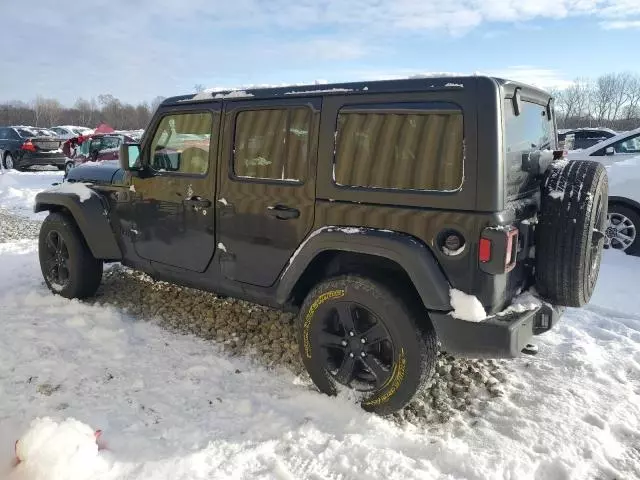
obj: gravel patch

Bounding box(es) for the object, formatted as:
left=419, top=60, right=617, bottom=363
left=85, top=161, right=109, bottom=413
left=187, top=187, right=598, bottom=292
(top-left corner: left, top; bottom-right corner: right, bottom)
left=1, top=209, right=511, bottom=425
left=0, top=209, right=42, bottom=242
left=94, top=264, right=511, bottom=425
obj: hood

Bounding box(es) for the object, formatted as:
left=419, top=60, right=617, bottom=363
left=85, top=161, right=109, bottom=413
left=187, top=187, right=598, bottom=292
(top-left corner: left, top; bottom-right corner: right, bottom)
left=66, top=160, right=122, bottom=185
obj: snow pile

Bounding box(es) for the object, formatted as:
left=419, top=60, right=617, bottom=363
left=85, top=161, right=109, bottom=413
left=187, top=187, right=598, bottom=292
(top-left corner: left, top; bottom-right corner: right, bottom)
left=0, top=170, right=63, bottom=219
left=449, top=289, right=487, bottom=322
left=12, top=417, right=107, bottom=480
left=495, top=290, right=541, bottom=317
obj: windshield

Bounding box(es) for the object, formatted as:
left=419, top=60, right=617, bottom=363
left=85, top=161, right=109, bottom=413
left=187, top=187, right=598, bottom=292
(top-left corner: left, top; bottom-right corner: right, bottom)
left=504, top=99, right=556, bottom=199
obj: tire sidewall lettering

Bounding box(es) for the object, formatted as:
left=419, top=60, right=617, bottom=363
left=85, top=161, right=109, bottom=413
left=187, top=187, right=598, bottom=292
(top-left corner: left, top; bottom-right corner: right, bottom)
left=303, top=289, right=345, bottom=358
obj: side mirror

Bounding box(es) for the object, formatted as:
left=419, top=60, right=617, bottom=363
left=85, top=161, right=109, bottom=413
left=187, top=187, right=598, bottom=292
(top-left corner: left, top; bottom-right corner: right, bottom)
left=605, top=146, right=615, bottom=156
left=119, top=143, right=142, bottom=170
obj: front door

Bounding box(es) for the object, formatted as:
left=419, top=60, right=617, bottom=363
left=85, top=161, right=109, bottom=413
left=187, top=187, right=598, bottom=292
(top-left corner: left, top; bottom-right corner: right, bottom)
left=217, top=98, right=320, bottom=287
left=131, top=107, right=220, bottom=272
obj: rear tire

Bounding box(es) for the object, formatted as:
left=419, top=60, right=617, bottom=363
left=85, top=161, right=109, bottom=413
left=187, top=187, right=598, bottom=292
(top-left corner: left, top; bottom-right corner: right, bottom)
left=38, top=212, right=103, bottom=299
left=536, top=160, right=608, bottom=307
left=3, top=153, right=15, bottom=170
left=296, top=275, right=437, bottom=415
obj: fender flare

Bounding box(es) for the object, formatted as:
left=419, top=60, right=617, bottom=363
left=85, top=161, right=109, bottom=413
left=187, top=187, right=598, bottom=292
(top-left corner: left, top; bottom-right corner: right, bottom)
left=276, top=227, right=452, bottom=311
left=34, top=190, right=122, bottom=260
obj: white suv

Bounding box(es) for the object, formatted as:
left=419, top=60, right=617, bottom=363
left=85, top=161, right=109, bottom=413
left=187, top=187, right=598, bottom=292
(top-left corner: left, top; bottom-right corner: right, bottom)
left=569, top=127, right=640, bottom=255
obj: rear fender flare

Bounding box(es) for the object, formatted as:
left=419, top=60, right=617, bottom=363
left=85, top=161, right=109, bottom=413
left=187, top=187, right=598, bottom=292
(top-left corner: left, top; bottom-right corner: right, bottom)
left=34, top=190, right=122, bottom=260
left=276, top=227, right=452, bottom=311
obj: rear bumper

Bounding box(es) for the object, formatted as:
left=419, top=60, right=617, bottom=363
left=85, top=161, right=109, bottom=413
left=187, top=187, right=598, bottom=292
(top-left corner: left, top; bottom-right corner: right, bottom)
left=430, top=302, right=564, bottom=358
left=18, top=153, right=66, bottom=167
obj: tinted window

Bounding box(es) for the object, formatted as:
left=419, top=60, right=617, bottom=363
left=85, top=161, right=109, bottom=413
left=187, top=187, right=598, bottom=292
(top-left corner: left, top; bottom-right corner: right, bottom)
left=504, top=100, right=555, bottom=197
left=233, top=108, right=311, bottom=182
left=504, top=101, right=554, bottom=154
left=0, top=128, right=8, bottom=140
left=334, top=105, right=464, bottom=191
left=150, top=112, right=213, bottom=175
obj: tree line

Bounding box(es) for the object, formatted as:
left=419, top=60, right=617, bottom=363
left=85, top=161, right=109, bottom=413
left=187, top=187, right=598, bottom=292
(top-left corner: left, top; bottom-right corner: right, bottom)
left=3, top=74, right=640, bottom=132
left=552, top=72, right=640, bottom=131
left=0, top=94, right=166, bottom=131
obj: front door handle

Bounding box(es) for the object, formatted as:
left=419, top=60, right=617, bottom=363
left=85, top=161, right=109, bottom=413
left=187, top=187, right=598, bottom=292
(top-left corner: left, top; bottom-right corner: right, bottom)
left=184, top=197, right=211, bottom=208
left=267, top=204, right=300, bottom=220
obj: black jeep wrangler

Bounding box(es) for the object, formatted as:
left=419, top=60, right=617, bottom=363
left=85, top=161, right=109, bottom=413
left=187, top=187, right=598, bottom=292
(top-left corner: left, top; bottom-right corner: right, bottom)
left=35, top=76, right=608, bottom=414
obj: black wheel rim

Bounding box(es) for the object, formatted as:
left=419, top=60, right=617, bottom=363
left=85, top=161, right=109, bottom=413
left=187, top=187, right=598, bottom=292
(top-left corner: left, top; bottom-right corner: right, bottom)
left=43, top=231, right=70, bottom=288
left=315, top=301, right=394, bottom=392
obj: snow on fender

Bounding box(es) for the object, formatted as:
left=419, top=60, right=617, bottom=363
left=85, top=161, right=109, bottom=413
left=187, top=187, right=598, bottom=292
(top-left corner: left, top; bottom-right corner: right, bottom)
left=12, top=417, right=107, bottom=478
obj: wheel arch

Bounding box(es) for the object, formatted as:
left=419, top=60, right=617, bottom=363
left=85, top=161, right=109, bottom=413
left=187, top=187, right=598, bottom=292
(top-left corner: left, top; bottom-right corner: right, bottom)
left=608, top=196, right=640, bottom=213
left=276, top=227, right=452, bottom=313
left=35, top=191, right=122, bottom=260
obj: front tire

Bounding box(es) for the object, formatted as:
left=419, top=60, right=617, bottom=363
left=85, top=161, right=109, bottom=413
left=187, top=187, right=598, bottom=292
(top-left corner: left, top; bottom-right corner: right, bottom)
left=38, top=212, right=103, bottom=299
left=296, top=275, right=437, bottom=415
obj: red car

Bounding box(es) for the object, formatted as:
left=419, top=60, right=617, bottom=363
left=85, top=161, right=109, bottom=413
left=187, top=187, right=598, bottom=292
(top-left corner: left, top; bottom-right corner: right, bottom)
left=63, top=133, right=137, bottom=174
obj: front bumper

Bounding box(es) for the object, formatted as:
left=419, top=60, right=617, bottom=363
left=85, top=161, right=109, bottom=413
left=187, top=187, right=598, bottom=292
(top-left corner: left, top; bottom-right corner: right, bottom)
left=429, top=302, right=564, bottom=358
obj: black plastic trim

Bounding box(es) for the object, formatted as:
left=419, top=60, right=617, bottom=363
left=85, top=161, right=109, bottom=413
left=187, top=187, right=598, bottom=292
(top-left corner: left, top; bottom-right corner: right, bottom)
left=430, top=303, right=564, bottom=358
left=34, top=191, right=122, bottom=260
left=275, top=227, right=452, bottom=310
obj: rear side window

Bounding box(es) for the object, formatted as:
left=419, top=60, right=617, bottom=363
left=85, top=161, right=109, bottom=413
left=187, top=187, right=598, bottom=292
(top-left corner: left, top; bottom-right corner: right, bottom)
left=233, top=108, right=311, bottom=182
left=334, top=103, right=464, bottom=191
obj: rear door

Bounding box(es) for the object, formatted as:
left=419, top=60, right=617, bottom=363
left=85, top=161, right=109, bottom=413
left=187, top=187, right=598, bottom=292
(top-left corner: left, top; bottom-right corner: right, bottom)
left=217, top=97, right=320, bottom=287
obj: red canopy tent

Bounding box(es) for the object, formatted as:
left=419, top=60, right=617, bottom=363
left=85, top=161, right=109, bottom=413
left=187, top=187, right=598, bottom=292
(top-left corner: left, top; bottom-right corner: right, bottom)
left=94, top=123, right=115, bottom=134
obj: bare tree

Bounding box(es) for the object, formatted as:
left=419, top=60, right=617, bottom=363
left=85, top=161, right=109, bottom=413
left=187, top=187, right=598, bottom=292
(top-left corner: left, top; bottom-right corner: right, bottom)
left=194, top=84, right=205, bottom=93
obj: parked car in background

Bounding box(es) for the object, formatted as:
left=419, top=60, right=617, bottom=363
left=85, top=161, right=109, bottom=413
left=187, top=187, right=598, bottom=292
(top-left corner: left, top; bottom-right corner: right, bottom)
left=50, top=125, right=94, bottom=139
left=569, top=127, right=640, bottom=255
left=62, top=132, right=137, bottom=175
left=559, top=127, right=617, bottom=150
left=0, top=126, right=66, bottom=170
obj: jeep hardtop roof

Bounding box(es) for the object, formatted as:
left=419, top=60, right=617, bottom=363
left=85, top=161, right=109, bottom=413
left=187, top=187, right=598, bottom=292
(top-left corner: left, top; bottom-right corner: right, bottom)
left=162, top=75, right=550, bottom=106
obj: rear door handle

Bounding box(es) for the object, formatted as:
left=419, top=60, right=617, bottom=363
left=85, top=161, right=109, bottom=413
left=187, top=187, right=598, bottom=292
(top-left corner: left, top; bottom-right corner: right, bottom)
left=267, top=204, right=300, bottom=220
left=184, top=197, right=212, bottom=208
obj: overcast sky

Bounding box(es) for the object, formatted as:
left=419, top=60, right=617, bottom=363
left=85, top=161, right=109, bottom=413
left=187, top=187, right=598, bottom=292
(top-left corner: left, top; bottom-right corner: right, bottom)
left=1, top=0, right=639, bottom=106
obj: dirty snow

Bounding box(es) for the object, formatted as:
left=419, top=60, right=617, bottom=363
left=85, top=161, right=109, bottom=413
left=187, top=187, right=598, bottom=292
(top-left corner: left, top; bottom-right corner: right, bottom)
left=449, top=289, right=487, bottom=322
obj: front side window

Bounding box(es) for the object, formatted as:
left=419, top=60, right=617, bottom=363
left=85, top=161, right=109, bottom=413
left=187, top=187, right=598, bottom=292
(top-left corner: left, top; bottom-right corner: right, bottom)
left=334, top=104, right=464, bottom=191
left=233, top=108, right=311, bottom=182
left=149, top=112, right=213, bottom=175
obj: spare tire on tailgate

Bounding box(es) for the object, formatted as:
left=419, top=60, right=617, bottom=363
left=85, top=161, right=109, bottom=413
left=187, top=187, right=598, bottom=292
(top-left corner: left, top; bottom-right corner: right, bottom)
left=536, top=160, right=608, bottom=307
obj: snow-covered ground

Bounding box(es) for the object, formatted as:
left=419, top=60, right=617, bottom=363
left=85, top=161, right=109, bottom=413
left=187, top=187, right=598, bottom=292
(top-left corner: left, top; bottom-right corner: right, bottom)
left=1, top=171, right=640, bottom=479
left=0, top=169, right=62, bottom=219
